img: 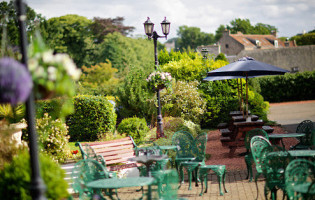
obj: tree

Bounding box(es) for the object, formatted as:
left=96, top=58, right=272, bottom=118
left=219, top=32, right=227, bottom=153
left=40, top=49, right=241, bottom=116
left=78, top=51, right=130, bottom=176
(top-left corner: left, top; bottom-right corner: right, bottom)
left=78, top=61, right=119, bottom=96
left=90, top=17, right=135, bottom=43
left=215, top=24, right=226, bottom=42
left=227, top=18, right=277, bottom=35
left=46, top=14, right=92, bottom=68
left=0, top=0, right=47, bottom=47
left=94, top=32, right=154, bottom=75
left=291, top=33, right=315, bottom=45
left=177, top=25, right=214, bottom=50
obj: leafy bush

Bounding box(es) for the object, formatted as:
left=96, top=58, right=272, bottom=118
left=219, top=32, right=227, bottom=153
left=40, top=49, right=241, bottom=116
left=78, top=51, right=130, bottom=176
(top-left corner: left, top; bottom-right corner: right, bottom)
left=117, top=117, right=149, bottom=145
left=0, top=150, right=69, bottom=200
left=22, top=113, right=71, bottom=163
left=116, top=65, right=155, bottom=122
left=162, top=117, right=202, bottom=138
left=35, top=98, right=74, bottom=121
left=67, top=95, right=117, bottom=141
left=160, top=81, right=206, bottom=124
left=257, top=71, right=315, bottom=102
left=200, top=78, right=268, bottom=127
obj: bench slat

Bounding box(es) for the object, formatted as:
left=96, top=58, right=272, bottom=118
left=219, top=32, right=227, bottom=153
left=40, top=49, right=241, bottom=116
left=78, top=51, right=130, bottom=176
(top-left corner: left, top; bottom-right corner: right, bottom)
left=92, top=144, right=134, bottom=152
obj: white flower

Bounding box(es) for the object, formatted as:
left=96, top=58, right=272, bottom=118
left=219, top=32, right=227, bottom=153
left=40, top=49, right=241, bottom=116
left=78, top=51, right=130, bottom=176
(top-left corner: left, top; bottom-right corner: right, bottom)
left=28, top=58, right=38, bottom=71
left=42, top=50, right=54, bottom=63
left=47, top=66, right=57, bottom=81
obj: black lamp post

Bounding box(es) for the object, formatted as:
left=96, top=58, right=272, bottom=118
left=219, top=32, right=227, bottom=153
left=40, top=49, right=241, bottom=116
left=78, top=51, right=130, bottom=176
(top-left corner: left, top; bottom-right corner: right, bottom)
left=16, top=0, right=47, bottom=199
left=144, top=17, right=170, bottom=138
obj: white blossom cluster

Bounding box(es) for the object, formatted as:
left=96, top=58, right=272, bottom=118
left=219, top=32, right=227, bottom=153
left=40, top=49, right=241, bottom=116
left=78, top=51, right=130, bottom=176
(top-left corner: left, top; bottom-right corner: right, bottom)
left=146, top=71, right=172, bottom=89
left=28, top=50, right=81, bottom=82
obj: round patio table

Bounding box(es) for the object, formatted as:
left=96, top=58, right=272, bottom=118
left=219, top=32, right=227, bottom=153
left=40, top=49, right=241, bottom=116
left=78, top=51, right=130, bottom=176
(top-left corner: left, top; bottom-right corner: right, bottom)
left=87, top=177, right=155, bottom=200
left=128, top=155, right=168, bottom=176
left=288, top=150, right=315, bottom=159
left=268, top=133, right=306, bottom=148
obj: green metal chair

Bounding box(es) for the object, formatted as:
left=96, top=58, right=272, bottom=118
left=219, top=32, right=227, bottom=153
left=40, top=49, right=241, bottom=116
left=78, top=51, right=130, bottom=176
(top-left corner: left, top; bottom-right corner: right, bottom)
left=151, top=169, right=184, bottom=200
left=285, top=159, right=315, bottom=200
left=179, top=132, right=208, bottom=190
left=291, top=120, right=314, bottom=150
left=199, top=165, right=228, bottom=196
left=171, top=130, right=195, bottom=181
left=244, top=128, right=269, bottom=182
left=263, top=147, right=293, bottom=200
left=250, top=135, right=272, bottom=199
left=71, top=159, right=117, bottom=200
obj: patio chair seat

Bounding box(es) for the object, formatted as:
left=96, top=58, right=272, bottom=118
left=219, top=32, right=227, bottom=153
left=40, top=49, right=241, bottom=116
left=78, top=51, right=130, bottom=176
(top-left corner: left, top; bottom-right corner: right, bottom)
left=199, top=165, right=228, bottom=196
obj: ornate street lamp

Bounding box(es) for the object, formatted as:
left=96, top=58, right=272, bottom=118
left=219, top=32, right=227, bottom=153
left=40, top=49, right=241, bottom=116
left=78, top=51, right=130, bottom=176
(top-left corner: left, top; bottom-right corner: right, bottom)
left=201, top=48, right=209, bottom=59
left=144, top=17, right=170, bottom=138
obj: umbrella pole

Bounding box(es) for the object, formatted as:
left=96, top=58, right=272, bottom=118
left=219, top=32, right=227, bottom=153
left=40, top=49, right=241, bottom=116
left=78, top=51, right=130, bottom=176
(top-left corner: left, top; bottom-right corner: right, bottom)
left=246, top=74, right=249, bottom=119
left=237, top=78, right=241, bottom=112
left=240, top=79, right=244, bottom=118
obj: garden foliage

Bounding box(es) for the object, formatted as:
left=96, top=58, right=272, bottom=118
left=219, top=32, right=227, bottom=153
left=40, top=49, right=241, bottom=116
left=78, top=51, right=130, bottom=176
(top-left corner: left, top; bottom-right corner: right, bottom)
left=0, top=150, right=69, bottom=200
left=116, top=66, right=154, bottom=122
left=22, top=113, right=71, bottom=163
left=257, top=71, right=315, bottom=102
left=117, top=117, right=149, bottom=145
left=67, top=95, right=117, bottom=141
left=160, top=81, right=206, bottom=124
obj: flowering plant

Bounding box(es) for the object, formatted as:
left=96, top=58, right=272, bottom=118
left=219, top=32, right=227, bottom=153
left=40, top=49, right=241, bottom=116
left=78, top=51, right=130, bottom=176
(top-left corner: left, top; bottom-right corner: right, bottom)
left=146, top=71, right=172, bottom=91
left=28, top=33, right=81, bottom=100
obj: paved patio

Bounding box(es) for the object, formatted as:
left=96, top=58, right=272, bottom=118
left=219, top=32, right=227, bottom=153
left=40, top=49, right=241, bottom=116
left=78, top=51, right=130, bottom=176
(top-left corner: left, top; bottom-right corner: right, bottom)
left=70, top=169, right=285, bottom=200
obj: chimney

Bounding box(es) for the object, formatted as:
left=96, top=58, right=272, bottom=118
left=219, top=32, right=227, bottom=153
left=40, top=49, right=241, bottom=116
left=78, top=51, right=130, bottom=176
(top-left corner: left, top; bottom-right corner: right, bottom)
left=223, top=29, right=230, bottom=36
left=271, top=30, right=277, bottom=38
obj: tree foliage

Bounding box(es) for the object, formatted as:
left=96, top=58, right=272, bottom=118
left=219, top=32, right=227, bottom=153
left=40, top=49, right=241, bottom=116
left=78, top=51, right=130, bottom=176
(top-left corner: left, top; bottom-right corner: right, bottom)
left=78, top=61, right=119, bottom=96
left=90, top=16, right=135, bottom=43
left=227, top=18, right=277, bottom=35
left=94, top=32, right=154, bottom=74
left=46, top=14, right=93, bottom=68
left=0, top=0, right=47, bottom=47
left=177, top=25, right=215, bottom=50
left=291, top=33, right=315, bottom=45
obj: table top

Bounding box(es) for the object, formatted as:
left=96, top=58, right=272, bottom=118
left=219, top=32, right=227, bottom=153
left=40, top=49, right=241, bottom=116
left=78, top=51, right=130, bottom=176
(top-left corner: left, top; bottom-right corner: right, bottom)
left=268, top=133, right=306, bottom=139
left=86, top=177, right=155, bottom=189
left=128, top=155, right=168, bottom=164
left=157, top=145, right=178, bottom=151
left=288, top=150, right=315, bottom=157
left=292, top=182, right=314, bottom=194
left=233, top=119, right=264, bottom=126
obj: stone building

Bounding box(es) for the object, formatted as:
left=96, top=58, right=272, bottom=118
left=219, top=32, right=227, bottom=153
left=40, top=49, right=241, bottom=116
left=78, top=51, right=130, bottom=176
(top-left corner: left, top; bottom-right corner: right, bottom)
left=219, top=30, right=296, bottom=56
left=196, top=44, right=221, bottom=58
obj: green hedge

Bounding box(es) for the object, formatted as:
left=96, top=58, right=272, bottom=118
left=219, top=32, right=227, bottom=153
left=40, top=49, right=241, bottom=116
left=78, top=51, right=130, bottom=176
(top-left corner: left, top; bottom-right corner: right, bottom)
left=117, top=117, right=149, bottom=145
left=257, top=71, right=315, bottom=102
left=67, top=95, right=117, bottom=141
left=0, top=150, right=69, bottom=200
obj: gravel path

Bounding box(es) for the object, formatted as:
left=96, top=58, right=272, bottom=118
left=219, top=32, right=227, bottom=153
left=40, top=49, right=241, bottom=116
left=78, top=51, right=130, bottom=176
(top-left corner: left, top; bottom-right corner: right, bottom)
left=205, top=126, right=299, bottom=171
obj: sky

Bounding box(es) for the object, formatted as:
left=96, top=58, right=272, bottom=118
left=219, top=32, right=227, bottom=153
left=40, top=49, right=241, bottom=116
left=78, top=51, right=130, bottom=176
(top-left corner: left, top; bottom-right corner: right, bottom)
left=23, top=0, right=315, bottom=40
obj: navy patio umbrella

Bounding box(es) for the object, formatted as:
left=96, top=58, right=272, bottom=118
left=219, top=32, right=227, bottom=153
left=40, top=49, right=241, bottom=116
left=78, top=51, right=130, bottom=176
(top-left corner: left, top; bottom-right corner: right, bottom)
left=204, top=57, right=289, bottom=118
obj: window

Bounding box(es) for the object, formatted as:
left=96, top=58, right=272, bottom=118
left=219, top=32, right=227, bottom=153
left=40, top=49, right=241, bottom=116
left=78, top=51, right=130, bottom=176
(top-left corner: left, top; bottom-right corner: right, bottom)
left=225, top=44, right=229, bottom=48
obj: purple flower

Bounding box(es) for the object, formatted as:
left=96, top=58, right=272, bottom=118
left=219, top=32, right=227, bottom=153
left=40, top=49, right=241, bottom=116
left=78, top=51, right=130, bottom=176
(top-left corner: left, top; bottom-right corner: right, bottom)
left=0, top=57, right=33, bottom=105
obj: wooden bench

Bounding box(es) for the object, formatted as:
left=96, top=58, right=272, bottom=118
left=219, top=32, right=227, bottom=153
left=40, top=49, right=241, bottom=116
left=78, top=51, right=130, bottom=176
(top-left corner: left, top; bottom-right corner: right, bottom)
left=76, top=136, right=140, bottom=171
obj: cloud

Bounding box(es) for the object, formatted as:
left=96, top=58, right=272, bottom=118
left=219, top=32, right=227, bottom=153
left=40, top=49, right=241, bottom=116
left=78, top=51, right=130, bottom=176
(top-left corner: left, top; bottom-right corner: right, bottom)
left=24, top=0, right=315, bottom=38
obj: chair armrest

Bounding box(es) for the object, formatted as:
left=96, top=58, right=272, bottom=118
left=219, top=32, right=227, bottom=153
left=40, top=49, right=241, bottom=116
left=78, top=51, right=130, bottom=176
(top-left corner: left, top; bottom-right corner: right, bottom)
left=75, top=142, right=88, bottom=160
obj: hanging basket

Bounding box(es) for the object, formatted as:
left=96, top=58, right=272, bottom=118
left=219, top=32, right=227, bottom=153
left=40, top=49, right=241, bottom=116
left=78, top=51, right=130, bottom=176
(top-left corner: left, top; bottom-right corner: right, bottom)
left=153, top=84, right=165, bottom=91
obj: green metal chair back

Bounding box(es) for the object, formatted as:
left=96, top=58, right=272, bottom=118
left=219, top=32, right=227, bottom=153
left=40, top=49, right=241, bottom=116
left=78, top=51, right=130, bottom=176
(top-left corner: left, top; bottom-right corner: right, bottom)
left=193, top=132, right=208, bottom=163
left=71, top=159, right=111, bottom=200
left=172, top=130, right=195, bottom=158
left=285, top=159, right=315, bottom=200
left=76, top=142, right=97, bottom=160
left=245, top=128, right=269, bottom=151
left=250, top=136, right=272, bottom=174
left=152, top=169, right=179, bottom=200
left=263, top=148, right=293, bottom=200
left=295, top=120, right=314, bottom=147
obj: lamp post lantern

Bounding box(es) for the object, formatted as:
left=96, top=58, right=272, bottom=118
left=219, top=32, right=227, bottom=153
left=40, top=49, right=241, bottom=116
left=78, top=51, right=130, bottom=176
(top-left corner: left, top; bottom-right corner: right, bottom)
left=144, top=17, right=170, bottom=138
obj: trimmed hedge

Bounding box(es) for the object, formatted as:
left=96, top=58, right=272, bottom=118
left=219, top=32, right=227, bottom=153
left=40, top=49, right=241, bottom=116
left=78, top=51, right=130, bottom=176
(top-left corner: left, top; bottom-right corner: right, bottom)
left=67, top=95, right=117, bottom=141
left=257, top=71, right=315, bottom=102
left=117, top=117, right=149, bottom=145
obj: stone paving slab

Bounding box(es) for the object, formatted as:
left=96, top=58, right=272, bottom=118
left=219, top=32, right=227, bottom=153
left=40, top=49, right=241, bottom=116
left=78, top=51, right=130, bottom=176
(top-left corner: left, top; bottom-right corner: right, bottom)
left=70, top=170, right=287, bottom=200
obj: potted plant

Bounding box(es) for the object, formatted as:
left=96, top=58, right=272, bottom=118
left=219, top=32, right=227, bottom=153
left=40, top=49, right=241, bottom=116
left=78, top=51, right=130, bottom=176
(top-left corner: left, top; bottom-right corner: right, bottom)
left=146, top=70, right=172, bottom=91
left=0, top=104, right=26, bottom=146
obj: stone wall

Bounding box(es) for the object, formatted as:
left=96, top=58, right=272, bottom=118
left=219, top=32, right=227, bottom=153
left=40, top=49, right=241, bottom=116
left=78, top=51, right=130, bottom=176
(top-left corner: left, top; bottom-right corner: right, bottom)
left=235, top=45, right=315, bottom=72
